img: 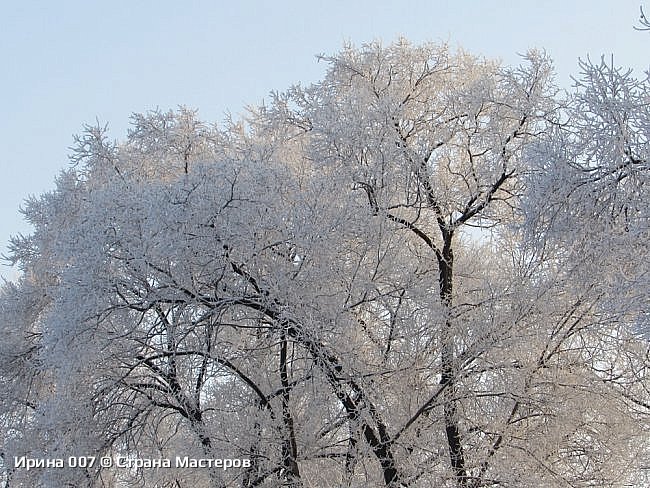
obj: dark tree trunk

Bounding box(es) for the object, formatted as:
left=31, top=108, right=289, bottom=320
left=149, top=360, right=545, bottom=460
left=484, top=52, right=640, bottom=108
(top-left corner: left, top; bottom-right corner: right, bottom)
left=438, top=233, right=468, bottom=485
left=279, top=333, right=302, bottom=487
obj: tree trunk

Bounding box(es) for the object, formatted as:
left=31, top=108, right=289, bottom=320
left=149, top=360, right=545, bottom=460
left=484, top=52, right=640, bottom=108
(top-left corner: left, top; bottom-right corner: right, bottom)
left=438, top=235, right=468, bottom=485
left=279, top=333, right=302, bottom=487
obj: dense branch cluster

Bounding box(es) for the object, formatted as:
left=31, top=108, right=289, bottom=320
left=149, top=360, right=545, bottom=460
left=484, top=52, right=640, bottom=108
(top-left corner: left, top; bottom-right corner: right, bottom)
left=1, top=41, right=648, bottom=487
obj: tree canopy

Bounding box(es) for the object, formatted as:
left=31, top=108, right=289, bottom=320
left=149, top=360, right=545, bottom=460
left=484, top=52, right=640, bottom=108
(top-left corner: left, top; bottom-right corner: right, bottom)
left=1, top=41, right=648, bottom=488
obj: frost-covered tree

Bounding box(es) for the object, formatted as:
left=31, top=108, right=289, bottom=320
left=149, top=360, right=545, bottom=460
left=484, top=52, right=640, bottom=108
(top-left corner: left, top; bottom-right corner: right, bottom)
left=257, top=41, right=559, bottom=485
left=1, top=43, right=648, bottom=488
left=1, top=107, right=409, bottom=487
left=250, top=41, right=648, bottom=486
left=526, top=57, right=649, bottom=310
left=523, top=57, right=650, bottom=484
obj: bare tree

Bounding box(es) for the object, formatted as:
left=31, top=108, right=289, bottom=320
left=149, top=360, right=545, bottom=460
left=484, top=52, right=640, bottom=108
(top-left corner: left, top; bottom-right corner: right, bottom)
left=1, top=43, right=648, bottom=488
left=635, top=6, right=650, bottom=30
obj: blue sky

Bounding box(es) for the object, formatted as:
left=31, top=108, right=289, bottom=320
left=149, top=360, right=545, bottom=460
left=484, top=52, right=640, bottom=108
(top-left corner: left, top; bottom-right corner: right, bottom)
left=1, top=0, right=647, bottom=280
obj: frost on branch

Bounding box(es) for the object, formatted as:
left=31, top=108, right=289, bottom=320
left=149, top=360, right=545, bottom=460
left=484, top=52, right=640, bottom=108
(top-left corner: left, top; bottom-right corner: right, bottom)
left=1, top=43, right=648, bottom=488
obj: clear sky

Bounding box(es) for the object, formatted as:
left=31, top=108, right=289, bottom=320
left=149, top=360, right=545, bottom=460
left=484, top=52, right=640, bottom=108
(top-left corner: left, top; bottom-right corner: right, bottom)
left=1, top=0, right=647, bottom=280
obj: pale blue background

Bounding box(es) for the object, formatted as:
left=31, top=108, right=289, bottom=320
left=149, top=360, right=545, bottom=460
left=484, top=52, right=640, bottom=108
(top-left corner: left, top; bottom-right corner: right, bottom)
left=1, top=0, right=647, bottom=280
